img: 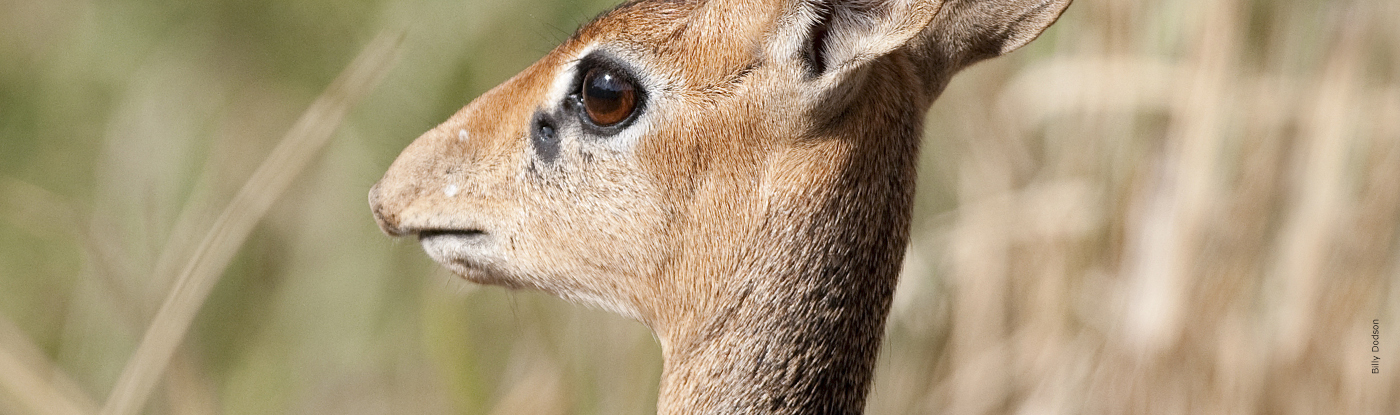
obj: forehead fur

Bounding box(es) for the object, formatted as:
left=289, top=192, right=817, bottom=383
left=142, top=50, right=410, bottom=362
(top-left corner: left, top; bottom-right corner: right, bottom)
left=573, top=0, right=783, bottom=91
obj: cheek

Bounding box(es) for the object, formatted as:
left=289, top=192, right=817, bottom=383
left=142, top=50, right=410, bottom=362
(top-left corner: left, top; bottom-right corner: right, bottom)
left=509, top=167, right=669, bottom=281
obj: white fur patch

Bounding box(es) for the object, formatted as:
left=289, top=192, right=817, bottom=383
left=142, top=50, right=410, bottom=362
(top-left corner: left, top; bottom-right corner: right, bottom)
left=444, top=184, right=460, bottom=198
left=542, top=44, right=595, bottom=111
left=458, top=129, right=469, bottom=142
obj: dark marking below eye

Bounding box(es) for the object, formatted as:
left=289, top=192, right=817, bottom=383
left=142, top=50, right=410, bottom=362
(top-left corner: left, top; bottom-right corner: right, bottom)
left=531, top=112, right=559, bottom=164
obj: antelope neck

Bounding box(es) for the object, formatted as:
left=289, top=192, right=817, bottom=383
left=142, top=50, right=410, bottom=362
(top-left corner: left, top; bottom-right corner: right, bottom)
left=657, top=127, right=921, bottom=415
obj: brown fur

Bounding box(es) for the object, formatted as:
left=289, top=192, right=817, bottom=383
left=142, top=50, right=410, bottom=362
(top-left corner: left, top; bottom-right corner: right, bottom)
left=369, top=0, right=1069, bottom=413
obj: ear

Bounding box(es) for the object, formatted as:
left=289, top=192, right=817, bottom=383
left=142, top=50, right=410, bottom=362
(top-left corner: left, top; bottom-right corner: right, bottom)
left=776, top=0, right=1070, bottom=94
left=918, top=0, right=1072, bottom=68
left=775, top=0, right=940, bottom=78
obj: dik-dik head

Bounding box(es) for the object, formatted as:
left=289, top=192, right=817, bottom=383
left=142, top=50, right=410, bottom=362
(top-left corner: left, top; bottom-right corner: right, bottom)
left=370, top=0, right=1067, bottom=343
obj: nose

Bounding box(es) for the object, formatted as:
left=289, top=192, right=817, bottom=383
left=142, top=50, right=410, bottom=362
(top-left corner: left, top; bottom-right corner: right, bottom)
left=368, top=181, right=410, bottom=237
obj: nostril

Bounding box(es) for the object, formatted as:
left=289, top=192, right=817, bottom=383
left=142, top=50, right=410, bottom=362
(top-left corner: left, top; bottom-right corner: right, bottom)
left=373, top=211, right=407, bottom=237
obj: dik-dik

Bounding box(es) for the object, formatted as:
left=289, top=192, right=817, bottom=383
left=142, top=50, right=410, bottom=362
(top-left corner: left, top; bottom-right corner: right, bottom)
left=370, top=0, right=1069, bottom=413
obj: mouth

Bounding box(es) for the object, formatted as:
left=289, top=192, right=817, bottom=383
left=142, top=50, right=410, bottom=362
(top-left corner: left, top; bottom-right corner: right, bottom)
left=416, top=229, right=508, bottom=283
left=418, top=228, right=488, bottom=242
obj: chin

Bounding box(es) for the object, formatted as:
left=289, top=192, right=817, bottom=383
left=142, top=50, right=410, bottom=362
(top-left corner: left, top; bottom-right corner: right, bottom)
left=419, top=232, right=512, bottom=285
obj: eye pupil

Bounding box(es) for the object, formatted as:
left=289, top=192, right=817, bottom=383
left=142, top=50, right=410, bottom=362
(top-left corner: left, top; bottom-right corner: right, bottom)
left=582, top=68, right=637, bottom=126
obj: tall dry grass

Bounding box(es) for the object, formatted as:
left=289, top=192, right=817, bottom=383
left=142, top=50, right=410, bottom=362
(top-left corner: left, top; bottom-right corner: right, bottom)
left=873, top=0, right=1399, bottom=413
left=0, top=0, right=1395, bottom=414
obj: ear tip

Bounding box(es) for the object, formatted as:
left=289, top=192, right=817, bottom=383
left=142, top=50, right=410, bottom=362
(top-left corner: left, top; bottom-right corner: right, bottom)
left=997, top=0, right=1073, bottom=55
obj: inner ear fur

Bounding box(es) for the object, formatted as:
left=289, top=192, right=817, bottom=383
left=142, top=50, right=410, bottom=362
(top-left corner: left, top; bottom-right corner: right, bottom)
left=799, top=0, right=940, bottom=78
left=798, top=0, right=1071, bottom=96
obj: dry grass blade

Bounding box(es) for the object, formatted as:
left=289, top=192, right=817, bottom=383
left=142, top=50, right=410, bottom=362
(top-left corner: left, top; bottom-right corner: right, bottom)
left=0, top=347, right=91, bottom=415
left=97, top=31, right=403, bottom=415
left=0, top=315, right=97, bottom=415
left=0, top=180, right=96, bottom=415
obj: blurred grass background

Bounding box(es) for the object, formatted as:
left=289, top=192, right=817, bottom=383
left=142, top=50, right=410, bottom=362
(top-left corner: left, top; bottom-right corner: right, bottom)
left=0, top=0, right=1395, bottom=414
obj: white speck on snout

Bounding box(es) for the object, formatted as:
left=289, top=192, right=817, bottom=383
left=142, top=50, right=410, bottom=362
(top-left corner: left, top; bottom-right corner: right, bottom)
left=458, top=129, right=469, bottom=142
left=444, top=184, right=460, bottom=198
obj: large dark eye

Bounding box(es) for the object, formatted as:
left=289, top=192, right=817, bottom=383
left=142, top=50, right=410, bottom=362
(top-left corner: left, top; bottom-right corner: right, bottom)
left=581, top=68, right=637, bottom=127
